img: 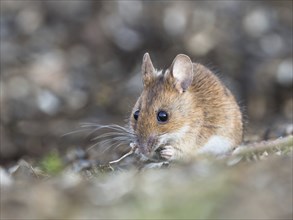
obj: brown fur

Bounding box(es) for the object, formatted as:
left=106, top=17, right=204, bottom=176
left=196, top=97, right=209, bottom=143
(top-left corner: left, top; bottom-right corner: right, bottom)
left=130, top=54, right=243, bottom=160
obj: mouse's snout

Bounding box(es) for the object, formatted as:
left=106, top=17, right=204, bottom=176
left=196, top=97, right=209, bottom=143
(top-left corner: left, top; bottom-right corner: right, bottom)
left=146, top=136, right=156, bottom=151
left=134, top=135, right=158, bottom=156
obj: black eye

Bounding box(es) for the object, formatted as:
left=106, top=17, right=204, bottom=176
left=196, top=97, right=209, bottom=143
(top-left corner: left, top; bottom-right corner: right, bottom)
left=133, top=110, right=139, bottom=120
left=157, top=111, right=168, bottom=122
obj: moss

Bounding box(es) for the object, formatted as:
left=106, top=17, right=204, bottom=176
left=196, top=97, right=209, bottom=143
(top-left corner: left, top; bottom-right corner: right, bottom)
left=40, top=151, right=64, bottom=175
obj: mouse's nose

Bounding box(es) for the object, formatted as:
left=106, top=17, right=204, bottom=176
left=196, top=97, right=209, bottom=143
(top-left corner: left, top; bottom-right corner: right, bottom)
left=147, top=136, right=156, bottom=148
left=137, top=135, right=157, bottom=155
left=144, top=135, right=157, bottom=154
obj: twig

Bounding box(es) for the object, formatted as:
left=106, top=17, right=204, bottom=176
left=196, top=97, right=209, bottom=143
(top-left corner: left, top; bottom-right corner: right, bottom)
left=227, top=135, right=293, bottom=165
left=108, top=150, right=134, bottom=165
left=108, top=145, right=137, bottom=165
left=234, top=135, right=293, bottom=155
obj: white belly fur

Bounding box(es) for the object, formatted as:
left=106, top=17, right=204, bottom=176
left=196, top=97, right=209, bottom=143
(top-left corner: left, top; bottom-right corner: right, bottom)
left=198, top=135, right=233, bottom=155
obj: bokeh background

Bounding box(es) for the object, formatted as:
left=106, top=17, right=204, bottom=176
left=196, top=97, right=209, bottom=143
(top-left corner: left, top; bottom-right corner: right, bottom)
left=1, top=0, right=292, bottom=165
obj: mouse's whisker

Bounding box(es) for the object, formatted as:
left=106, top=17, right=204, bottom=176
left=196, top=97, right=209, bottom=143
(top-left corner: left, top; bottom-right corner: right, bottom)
left=91, top=132, right=125, bottom=141
left=96, top=138, right=130, bottom=154
left=79, top=123, right=134, bottom=153
left=88, top=127, right=134, bottom=140
left=97, top=137, right=130, bottom=147
left=114, top=137, right=133, bottom=143
left=61, top=127, right=93, bottom=137
left=90, top=135, right=130, bottom=147
left=100, top=141, right=119, bottom=153
left=80, top=123, right=124, bottom=131
left=112, top=142, right=127, bottom=151
left=91, top=132, right=134, bottom=141
left=61, top=123, right=132, bottom=139
left=87, top=138, right=123, bottom=152
left=80, top=123, right=135, bottom=135
left=87, top=141, right=102, bottom=151
left=101, top=141, right=127, bottom=154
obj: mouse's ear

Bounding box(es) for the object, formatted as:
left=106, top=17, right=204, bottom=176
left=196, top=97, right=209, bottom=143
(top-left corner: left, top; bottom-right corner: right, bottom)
left=170, top=54, right=193, bottom=93
left=142, top=52, right=155, bottom=86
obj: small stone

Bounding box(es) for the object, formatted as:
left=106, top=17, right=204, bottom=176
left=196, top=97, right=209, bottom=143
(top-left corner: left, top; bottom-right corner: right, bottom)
left=0, top=167, right=13, bottom=187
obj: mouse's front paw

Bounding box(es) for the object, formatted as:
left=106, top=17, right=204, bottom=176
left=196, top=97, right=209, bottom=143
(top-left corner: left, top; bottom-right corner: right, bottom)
left=159, top=145, right=175, bottom=161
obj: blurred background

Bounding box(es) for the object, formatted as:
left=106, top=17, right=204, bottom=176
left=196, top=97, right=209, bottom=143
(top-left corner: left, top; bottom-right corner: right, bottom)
left=1, top=0, right=292, bottom=165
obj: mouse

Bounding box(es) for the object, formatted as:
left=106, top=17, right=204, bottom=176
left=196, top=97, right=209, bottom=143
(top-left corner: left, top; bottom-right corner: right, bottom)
left=129, top=53, right=243, bottom=162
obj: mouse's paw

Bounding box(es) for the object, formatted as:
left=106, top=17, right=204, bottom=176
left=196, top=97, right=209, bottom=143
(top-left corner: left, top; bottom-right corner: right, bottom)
left=160, top=145, right=176, bottom=161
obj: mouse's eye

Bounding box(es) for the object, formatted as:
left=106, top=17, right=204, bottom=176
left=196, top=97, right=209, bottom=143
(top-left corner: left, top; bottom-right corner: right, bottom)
left=157, top=110, right=168, bottom=122
left=133, top=110, right=140, bottom=120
